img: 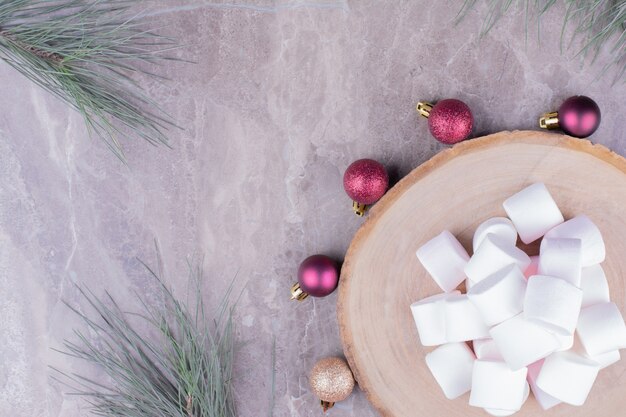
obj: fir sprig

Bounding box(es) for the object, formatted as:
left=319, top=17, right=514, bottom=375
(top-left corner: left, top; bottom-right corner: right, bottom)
left=52, top=259, right=237, bottom=417
left=457, top=0, right=626, bottom=82
left=0, top=0, right=179, bottom=161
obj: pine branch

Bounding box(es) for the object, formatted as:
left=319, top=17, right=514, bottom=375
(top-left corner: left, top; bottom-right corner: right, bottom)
left=52, top=258, right=237, bottom=417
left=457, top=0, right=626, bottom=83
left=0, top=0, right=180, bottom=161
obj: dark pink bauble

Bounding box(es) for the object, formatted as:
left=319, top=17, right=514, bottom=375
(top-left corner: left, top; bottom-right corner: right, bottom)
left=297, top=255, right=339, bottom=297
left=343, top=159, right=389, bottom=205
left=428, top=99, right=473, bottom=144
left=558, top=96, right=601, bottom=138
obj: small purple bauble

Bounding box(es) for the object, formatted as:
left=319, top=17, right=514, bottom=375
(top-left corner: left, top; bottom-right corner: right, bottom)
left=428, top=99, right=473, bottom=144
left=298, top=255, right=339, bottom=297
left=558, top=96, right=601, bottom=138
left=343, top=159, right=389, bottom=205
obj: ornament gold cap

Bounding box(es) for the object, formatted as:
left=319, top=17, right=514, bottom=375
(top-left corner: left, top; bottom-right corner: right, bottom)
left=320, top=400, right=334, bottom=412
left=416, top=101, right=434, bottom=118
left=290, top=282, right=309, bottom=301
left=539, top=111, right=560, bottom=130
left=352, top=201, right=367, bottom=217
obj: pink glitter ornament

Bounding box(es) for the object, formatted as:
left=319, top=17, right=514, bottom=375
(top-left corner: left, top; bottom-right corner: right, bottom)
left=343, top=159, right=388, bottom=216
left=417, top=99, right=474, bottom=144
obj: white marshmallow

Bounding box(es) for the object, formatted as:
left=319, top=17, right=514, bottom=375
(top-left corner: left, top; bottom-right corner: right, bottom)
left=527, top=360, right=562, bottom=410
left=464, top=234, right=531, bottom=285
left=580, top=264, right=610, bottom=308
left=554, top=333, right=574, bottom=351
left=416, top=230, right=470, bottom=292
left=445, top=294, right=490, bottom=342
left=425, top=342, right=476, bottom=400
left=484, top=383, right=529, bottom=416
left=469, top=360, right=528, bottom=411
left=524, top=255, right=539, bottom=279
left=484, top=409, right=515, bottom=417
left=590, top=349, right=621, bottom=369
left=544, top=215, right=605, bottom=267
left=490, top=314, right=560, bottom=371
left=473, top=338, right=503, bottom=361
left=524, top=275, right=582, bottom=335
left=577, top=302, right=626, bottom=356
left=467, top=265, right=527, bottom=326
left=473, top=217, right=518, bottom=252
left=538, top=238, right=582, bottom=287
left=572, top=334, right=621, bottom=369
left=536, top=351, right=600, bottom=406
left=502, top=183, right=564, bottom=244
left=410, top=291, right=460, bottom=346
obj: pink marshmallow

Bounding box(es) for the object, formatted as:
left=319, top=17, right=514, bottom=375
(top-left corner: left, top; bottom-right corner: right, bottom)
left=523, top=256, right=539, bottom=279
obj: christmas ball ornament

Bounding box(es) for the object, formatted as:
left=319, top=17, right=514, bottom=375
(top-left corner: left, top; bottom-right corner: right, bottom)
left=343, top=159, right=389, bottom=216
left=539, top=95, right=601, bottom=138
left=310, top=357, right=355, bottom=411
left=416, top=99, right=474, bottom=144
left=290, top=255, right=339, bottom=301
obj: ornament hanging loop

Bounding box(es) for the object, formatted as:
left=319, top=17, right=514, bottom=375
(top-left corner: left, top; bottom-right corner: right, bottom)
left=416, top=101, right=433, bottom=118
left=320, top=400, right=335, bottom=412
left=290, top=282, right=309, bottom=301
left=539, top=112, right=559, bottom=130
left=352, top=201, right=367, bottom=217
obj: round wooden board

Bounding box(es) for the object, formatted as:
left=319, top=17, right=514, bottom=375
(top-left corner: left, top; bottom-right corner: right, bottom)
left=337, top=130, right=626, bottom=417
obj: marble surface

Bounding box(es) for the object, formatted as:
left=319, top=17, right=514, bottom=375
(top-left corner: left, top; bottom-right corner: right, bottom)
left=1, top=1, right=625, bottom=416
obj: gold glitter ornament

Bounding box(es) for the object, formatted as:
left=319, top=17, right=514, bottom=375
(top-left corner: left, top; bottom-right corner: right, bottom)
left=309, top=357, right=355, bottom=411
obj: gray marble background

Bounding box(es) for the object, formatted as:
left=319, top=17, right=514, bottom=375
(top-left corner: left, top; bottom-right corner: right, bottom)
left=1, top=1, right=625, bottom=416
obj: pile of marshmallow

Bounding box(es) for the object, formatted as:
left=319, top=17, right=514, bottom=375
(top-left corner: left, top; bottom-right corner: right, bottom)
left=411, top=183, right=626, bottom=415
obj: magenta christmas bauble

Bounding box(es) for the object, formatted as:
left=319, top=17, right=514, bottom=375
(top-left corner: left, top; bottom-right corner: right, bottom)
left=297, top=255, right=339, bottom=297
left=558, top=96, right=601, bottom=138
left=428, top=99, right=473, bottom=144
left=343, top=159, right=389, bottom=205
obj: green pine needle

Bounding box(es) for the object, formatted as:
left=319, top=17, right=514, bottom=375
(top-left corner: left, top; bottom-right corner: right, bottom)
left=457, top=0, right=626, bottom=83
left=0, top=0, right=179, bottom=161
left=52, top=258, right=237, bottom=417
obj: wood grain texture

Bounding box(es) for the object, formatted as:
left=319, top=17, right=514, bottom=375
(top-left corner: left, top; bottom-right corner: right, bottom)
left=337, top=130, right=626, bottom=417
